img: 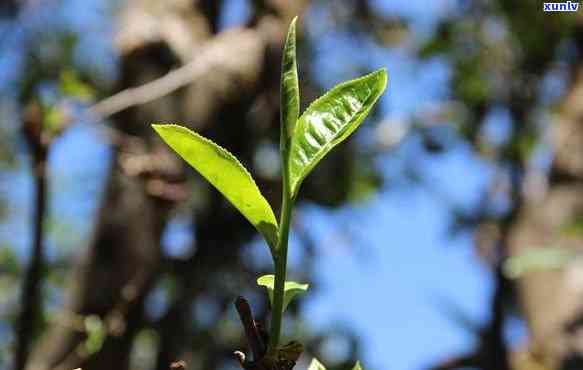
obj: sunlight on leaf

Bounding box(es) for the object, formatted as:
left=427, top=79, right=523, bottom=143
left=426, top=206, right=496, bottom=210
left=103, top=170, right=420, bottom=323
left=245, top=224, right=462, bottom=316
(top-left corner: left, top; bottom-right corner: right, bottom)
left=153, top=124, right=279, bottom=251
left=308, top=358, right=326, bottom=370
left=280, top=16, right=300, bottom=158
left=257, top=274, right=308, bottom=312
left=353, top=361, right=364, bottom=370
left=287, top=69, right=388, bottom=196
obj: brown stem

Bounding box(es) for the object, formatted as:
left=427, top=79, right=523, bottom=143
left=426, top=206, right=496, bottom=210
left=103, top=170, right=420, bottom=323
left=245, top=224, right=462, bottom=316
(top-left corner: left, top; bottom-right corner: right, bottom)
left=235, top=296, right=266, bottom=362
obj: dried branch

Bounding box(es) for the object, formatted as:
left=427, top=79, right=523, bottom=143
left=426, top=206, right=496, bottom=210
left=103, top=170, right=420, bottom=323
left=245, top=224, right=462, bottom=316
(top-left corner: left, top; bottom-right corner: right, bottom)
left=89, top=28, right=262, bottom=120
left=235, top=296, right=266, bottom=362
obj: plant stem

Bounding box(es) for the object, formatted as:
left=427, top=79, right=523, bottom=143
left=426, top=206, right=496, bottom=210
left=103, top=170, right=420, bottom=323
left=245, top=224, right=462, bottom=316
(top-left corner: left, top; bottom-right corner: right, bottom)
left=269, top=180, right=293, bottom=351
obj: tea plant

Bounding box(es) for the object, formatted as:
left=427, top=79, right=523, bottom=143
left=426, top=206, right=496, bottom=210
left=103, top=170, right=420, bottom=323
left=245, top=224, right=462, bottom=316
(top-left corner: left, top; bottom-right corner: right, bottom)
left=153, top=17, right=387, bottom=370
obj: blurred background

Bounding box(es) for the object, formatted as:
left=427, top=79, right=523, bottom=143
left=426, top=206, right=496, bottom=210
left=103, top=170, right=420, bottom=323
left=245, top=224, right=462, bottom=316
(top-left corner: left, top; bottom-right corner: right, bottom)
left=1, top=1, right=582, bottom=370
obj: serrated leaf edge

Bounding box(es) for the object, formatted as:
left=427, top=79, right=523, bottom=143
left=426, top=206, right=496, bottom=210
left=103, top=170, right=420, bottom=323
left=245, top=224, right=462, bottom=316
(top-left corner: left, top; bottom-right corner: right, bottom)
left=152, top=124, right=279, bottom=250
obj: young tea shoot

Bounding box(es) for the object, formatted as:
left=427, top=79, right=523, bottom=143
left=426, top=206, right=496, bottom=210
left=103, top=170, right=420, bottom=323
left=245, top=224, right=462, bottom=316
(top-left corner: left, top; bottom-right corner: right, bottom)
left=153, top=16, right=387, bottom=370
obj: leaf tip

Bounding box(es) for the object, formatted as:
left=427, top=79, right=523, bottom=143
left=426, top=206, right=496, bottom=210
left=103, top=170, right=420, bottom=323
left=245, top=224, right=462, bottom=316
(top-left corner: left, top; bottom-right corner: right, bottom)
left=373, top=67, right=388, bottom=89
left=257, top=274, right=275, bottom=286
left=285, top=16, right=298, bottom=48
left=290, top=16, right=298, bottom=30
left=308, top=358, right=326, bottom=370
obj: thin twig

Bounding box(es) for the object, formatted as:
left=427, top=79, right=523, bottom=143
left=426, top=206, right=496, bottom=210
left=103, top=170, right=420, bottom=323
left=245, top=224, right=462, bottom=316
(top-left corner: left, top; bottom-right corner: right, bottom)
left=88, top=32, right=235, bottom=120
left=234, top=296, right=266, bottom=361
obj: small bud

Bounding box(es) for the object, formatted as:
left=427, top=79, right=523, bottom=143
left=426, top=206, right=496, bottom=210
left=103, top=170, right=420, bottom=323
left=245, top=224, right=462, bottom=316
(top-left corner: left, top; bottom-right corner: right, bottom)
left=233, top=351, right=246, bottom=367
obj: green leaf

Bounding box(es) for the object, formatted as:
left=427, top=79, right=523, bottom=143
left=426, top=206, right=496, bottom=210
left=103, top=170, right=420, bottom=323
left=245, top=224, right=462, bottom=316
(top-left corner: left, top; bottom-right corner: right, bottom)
left=308, top=358, right=326, bottom=370
left=59, top=69, right=94, bottom=101
left=84, top=315, right=106, bottom=355
left=257, top=274, right=308, bottom=312
left=503, top=246, right=575, bottom=279
left=280, top=16, right=300, bottom=157
left=287, top=68, right=388, bottom=196
left=353, top=361, right=364, bottom=370
left=153, top=124, right=278, bottom=250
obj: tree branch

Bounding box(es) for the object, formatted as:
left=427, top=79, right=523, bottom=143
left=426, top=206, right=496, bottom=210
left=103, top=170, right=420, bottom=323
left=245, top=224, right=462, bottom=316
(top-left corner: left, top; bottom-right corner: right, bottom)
left=89, top=28, right=263, bottom=120
left=15, top=102, right=49, bottom=370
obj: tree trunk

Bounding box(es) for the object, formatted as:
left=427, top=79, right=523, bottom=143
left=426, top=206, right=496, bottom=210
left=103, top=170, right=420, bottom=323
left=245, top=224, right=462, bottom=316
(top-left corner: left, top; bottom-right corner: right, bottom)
left=26, top=2, right=310, bottom=370
left=509, top=60, right=583, bottom=370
